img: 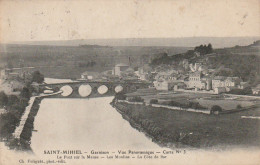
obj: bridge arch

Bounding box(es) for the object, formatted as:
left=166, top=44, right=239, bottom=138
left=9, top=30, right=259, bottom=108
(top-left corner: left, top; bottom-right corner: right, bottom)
left=115, top=85, right=123, bottom=93
left=60, top=85, right=73, bottom=97
left=78, top=84, right=92, bottom=97
left=97, top=85, right=108, bottom=95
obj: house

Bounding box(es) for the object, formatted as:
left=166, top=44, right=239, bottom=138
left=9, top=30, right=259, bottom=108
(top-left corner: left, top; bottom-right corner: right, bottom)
left=212, top=76, right=241, bottom=89
left=153, top=80, right=175, bottom=91
left=81, top=71, right=100, bottom=80
left=214, top=87, right=226, bottom=94
left=112, top=63, right=129, bottom=76
left=188, top=72, right=205, bottom=89
left=155, top=70, right=179, bottom=82
left=238, top=82, right=250, bottom=89
left=201, top=76, right=212, bottom=90
left=174, top=82, right=187, bottom=90
left=0, top=69, right=8, bottom=80
left=224, top=77, right=241, bottom=87
left=8, top=72, right=20, bottom=79
left=137, top=65, right=152, bottom=81
left=252, top=85, right=260, bottom=95
left=212, top=76, right=226, bottom=89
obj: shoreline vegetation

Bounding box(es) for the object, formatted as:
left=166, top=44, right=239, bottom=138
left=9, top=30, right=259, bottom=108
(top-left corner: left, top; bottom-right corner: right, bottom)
left=7, top=97, right=42, bottom=151
left=0, top=71, right=44, bottom=151
left=111, top=93, right=260, bottom=149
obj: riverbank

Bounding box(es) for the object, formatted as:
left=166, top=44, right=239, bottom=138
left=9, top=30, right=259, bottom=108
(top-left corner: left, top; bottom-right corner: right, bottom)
left=111, top=100, right=260, bottom=149
left=5, top=97, right=42, bottom=151
left=111, top=102, right=181, bottom=149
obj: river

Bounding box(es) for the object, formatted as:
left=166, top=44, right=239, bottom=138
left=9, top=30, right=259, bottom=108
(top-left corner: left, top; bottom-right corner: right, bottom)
left=2, top=97, right=259, bottom=165
left=30, top=97, right=161, bottom=154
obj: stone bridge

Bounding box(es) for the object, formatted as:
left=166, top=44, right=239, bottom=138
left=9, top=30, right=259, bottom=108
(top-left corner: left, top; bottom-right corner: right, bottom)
left=37, top=80, right=151, bottom=98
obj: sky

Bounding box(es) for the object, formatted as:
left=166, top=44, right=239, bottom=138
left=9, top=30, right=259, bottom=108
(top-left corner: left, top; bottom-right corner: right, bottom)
left=0, top=0, right=259, bottom=43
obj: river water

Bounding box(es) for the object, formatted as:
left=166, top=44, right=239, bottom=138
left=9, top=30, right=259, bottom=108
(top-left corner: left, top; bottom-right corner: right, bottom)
left=2, top=97, right=259, bottom=165
left=30, top=97, right=161, bottom=154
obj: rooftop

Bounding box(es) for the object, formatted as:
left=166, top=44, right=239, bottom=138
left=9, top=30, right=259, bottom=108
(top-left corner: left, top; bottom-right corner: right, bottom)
left=115, top=63, right=129, bottom=67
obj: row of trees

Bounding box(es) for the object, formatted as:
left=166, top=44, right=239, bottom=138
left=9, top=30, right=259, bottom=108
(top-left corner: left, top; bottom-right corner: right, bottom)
left=149, top=43, right=214, bottom=66
left=194, top=44, right=213, bottom=55
left=0, top=70, right=44, bottom=144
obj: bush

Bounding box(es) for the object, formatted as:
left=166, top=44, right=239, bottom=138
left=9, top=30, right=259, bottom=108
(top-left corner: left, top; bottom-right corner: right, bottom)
left=188, top=102, right=207, bottom=110
left=32, top=71, right=44, bottom=84
left=150, top=99, right=158, bottom=104
left=115, top=92, right=126, bottom=100
left=168, top=101, right=181, bottom=107
left=20, top=87, right=31, bottom=99
left=210, top=105, right=222, bottom=114
left=236, top=104, right=242, bottom=109
left=228, top=87, right=252, bottom=95
left=128, top=96, right=144, bottom=102
left=0, top=92, right=8, bottom=108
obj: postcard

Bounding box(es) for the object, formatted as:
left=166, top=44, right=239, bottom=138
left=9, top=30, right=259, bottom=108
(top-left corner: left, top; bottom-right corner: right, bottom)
left=0, top=0, right=259, bottom=165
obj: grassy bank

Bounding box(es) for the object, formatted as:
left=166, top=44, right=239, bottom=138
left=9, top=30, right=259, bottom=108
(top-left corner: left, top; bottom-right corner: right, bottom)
left=111, top=100, right=260, bottom=149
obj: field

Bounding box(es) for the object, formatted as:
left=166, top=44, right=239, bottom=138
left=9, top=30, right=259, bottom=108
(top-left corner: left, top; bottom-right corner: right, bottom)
left=116, top=102, right=260, bottom=148
left=197, top=98, right=255, bottom=110
left=126, top=88, right=259, bottom=111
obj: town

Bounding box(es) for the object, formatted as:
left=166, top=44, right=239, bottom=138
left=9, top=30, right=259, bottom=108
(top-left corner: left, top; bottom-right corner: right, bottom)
left=0, top=40, right=259, bottom=151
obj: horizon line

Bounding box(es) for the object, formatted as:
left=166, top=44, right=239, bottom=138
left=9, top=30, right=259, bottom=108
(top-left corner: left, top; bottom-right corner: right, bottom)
left=2, top=36, right=260, bottom=44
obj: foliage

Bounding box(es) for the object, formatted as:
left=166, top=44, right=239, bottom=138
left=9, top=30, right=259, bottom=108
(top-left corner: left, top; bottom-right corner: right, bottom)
left=0, top=92, right=8, bottom=108
left=228, top=87, right=252, bottom=95
left=208, top=54, right=260, bottom=82
left=194, top=43, right=213, bottom=55
left=150, top=99, right=158, bottom=104
left=188, top=102, right=207, bottom=110
left=167, top=100, right=182, bottom=107
left=115, top=92, right=126, bottom=100
left=0, top=112, right=20, bottom=139
left=236, top=104, right=242, bottom=109
left=128, top=96, right=144, bottom=102
left=78, top=61, right=96, bottom=68
left=7, top=95, right=19, bottom=107
left=20, top=87, right=31, bottom=99
left=32, top=71, right=44, bottom=84
left=150, top=44, right=213, bottom=66
left=210, top=105, right=223, bottom=114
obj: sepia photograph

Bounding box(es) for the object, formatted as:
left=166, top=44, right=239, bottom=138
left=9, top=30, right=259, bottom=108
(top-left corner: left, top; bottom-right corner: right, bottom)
left=0, top=0, right=259, bottom=164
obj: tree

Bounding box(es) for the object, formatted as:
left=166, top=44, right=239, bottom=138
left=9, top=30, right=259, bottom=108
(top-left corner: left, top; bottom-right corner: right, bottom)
left=115, top=92, right=126, bottom=100
left=150, top=99, right=158, bottom=104
left=0, top=92, right=8, bottom=108
left=7, top=95, right=19, bottom=106
left=32, top=71, right=44, bottom=84
left=236, top=104, right=242, bottom=109
left=20, top=87, right=31, bottom=99
left=207, top=43, right=213, bottom=54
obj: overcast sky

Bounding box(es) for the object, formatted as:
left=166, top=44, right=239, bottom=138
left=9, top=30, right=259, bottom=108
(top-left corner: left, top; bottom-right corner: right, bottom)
left=0, top=0, right=259, bottom=43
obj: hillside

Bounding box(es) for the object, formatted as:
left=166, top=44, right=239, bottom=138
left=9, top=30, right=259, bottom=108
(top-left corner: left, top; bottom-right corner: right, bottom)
left=0, top=44, right=191, bottom=78
left=150, top=41, right=260, bottom=85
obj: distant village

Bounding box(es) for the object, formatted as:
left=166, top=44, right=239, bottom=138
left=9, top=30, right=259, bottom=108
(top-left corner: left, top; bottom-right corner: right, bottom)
left=1, top=49, right=260, bottom=97
left=79, top=54, right=260, bottom=96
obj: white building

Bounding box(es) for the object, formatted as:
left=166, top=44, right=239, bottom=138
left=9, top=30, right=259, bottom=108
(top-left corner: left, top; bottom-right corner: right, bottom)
left=112, top=63, right=129, bottom=76
left=212, top=76, right=241, bottom=89
left=153, top=80, right=175, bottom=91
left=214, top=87, right=226, bottom=94
left=252, top=85, right=260, bottom=95
left=81, top=71, right=100, bottom=80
